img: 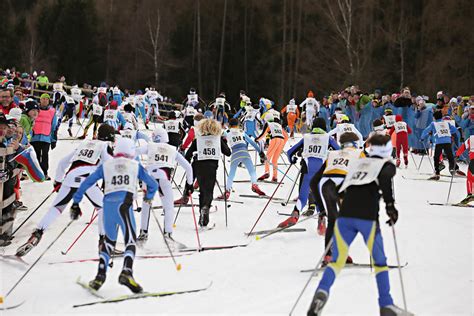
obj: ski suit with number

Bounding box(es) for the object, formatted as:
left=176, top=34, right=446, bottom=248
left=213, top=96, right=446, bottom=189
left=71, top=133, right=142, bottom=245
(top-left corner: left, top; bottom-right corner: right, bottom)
left=388, top=115, right=412, bottom=164
left=256, top=122, right=288, bottom=179
left=456, top=135, right=474, bottom=195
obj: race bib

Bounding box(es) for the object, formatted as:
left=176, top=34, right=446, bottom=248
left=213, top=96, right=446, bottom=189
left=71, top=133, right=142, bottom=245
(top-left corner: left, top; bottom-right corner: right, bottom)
left=197, top=135, right=221, bottom=160
left=71, top=88, right=82, bottom=101
left=53, top=83, right=63, bottom=91
left=215, top=97, right=225, bottom=107
left=226, top=129, right=246, bottom=148
left=287, top=104, right=297, bottom=113
left=71, top=141, right=103, bottom=165
left=164, top=120, right=180, bottom=133
left=104, top=158, right=139, bottom=195
left=434, top=121, right=451, bottom=137
left=185, top=106, right=197, bottom=116
left=324, top=148, right=362, bottom=175
left=120, top=129, right=136, bottom=140
left=339, top=158, right=389, bottom=192
left=302, top=133, right=329, bottom=160
left=339, top=123, right=355, bottom=134
left=306, top=99, right=315, bottom=109
left=104, top=109, right=118, bottom=122
left=394, top=122, right=407, bottom=133
left=92, top=104, right=103, bottom=116
left=384, top=115, right=396, bottom=127
left=188, top=94, right=198, bottom=103
left=147, top=143, right=176, bottom=169
left=269, top=122, right=284, bottom=138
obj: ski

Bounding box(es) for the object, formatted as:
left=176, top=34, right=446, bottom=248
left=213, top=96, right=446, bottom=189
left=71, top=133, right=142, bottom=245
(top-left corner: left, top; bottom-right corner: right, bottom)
left=214, top=198, right=244, bottom=204
left=239, top=194, right=285, bottom=202
left=401, top=175, right=457, bottom=183
left=300, top=262, right=408, bottom=273
left=0, top=301, right=26, bottom=310
left=180, top=244, right=249, bottom=252
left=198, top=223, right=216, bottom=232
left=427, top=201, right=474, bottom=208
left=246, top=228, right=306, bottom=236
left=76, top=277, right=105, bottom=299
left=154, top=204, right=199, bottom=209
left=49, top=253, right=193, bottom=265
left=0, top=254, right=29, bottom=265
left=73, top=282, right=213, bottom=308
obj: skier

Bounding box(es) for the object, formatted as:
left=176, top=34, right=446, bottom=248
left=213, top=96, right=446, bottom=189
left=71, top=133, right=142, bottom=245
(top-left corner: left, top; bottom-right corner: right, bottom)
left=71, top=137, right=158, bottom=293
left=307, top=134, right=413, bottom=316
left=218, top=118, right=267, bottom=200
left=455, top=135, right=474, bottom=204
left=62, top=96, right=76, bottom=137
left=388, top=115, right=412, bottom=167
left=16, top=124, right=116, bottom=256
left=79, top=101, right=104, bottom=139
left=281, top=98, right=300, bottom=138
left=300, top=90, right=319, bottom=128
left=134, top=92, right=149, bottom=129
left=184, top=119, right=231, bottom=226
left=119, top=122, right=150, bottom=143
left=310, top=132, right=363, bottom=265
left=327, top=115, right=363, bottom=147
left=421, top=110, right=458, bottom=180
left=208, top=92, right=231, bottom=125
left=233, top=101, right=262, bottom=139
left=122, top=102, right=139, bottom=130
left=103, top=100, right=126, bottom=131
left=135, top=126, right=193, bottom=242
left=278, top=118, right=339, bottom=228
left=164, top=111, right=185, bottom=148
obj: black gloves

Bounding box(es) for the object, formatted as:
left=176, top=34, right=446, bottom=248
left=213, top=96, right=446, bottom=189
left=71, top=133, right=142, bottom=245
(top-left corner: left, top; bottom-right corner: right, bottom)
left=259, top=152, right=266, bottom=164
left=70, top=203, right=82, bottom=220
left=385, top=202, right=398, bottom=226
left=53, top=181, right=62, bottom=191
left=51, top=142, right=56, bottom=150
left=184, top=182, right=194, bottom=196
left=291, top=156, right=298, bottom=164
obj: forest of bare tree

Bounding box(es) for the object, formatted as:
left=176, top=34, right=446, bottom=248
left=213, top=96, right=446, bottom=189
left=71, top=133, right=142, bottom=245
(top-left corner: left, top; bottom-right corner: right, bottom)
left=1, top=0, right=472, bottom=104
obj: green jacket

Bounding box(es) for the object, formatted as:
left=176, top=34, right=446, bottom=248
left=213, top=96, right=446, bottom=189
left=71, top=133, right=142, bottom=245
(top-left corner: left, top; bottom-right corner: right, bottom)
left=37, top=75, right=49, bottom=87
left=20, top=114, right=34, bottom=141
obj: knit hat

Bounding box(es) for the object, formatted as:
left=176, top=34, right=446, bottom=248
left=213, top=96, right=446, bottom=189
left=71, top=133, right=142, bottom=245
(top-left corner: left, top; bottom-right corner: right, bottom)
left=40, top=93, right=50, bottom=99
left=24, top=99, right=40, bottom=114
left=8, top=107, right=22, bottom=121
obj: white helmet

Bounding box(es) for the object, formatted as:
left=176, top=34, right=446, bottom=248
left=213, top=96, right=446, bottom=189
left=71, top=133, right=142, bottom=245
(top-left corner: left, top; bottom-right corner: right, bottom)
left=152, top=126, right=169, bottom=143
left=114, top=138, right=136, bottom=158
left=9, top=108, right=22, bottom=121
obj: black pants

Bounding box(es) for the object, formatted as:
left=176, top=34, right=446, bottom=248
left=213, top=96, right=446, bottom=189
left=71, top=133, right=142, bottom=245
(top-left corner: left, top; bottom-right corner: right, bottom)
left=319, top=177, right=343, bottom=256
left=194, top=160, right=218, bottom=211
left=31, top=141, right=51, bottom=176
left=434, top=143, right=454, bottom=175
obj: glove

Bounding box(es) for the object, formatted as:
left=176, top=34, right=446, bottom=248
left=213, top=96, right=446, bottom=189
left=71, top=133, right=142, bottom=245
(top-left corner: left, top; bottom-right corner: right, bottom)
left=51, top=142, right=56, bottom=150
left=143, top=198, right=153, bottom=205
left=53, top=181, right=62, bottom=191
left=184, top=182, right=194, bottom=196
left=259, top=152, right=266, bottom=164
left=70, top=203, right=82, bottom=220
left=385, top=202, right=398, bottom=226
left=291, top=156, right=298, bottom=164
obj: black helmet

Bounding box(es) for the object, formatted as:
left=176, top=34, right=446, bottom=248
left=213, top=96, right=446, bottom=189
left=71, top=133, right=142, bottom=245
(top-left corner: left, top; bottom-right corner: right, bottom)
left=312, top=117, right=327, bottom=132
left=97, top=124, right=116, bottom=142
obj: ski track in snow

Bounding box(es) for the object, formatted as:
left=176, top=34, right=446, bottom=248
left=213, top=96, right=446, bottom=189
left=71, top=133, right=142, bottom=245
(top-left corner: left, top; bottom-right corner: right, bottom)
left=1, top=122, right=472, bottom=315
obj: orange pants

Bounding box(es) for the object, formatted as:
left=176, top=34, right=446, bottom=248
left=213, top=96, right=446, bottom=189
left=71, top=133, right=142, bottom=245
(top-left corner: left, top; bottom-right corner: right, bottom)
left=287, top=113, right=297, bottom=134
left=265, top=138, right=286, bottom=178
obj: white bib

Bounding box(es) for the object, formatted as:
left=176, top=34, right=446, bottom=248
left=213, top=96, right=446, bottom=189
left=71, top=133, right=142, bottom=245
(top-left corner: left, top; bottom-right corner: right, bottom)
left=269, top=122, right=284, bottom=138
left=122, top=112, right=135, bottom=124
left=71, top=140, right=103, bottom=165
left=394, top=121, right=408, bottom=133
left=306, top=98, right=316, bottom=111
left=434, top=121, right=451, bottom=137
left=70, top=88, right=82, bottom=102
left=337, top=123, right=356, bottom=140
left=92, top=103, right=103, bottom=116
left=215, top=97, right=225, bottom=107
left=185, top=106, right=197, bottom=116
left=103, top=158, right=139, bottom=195
left=120, top=130, right=137, bottom=140
left=324, top=148, right=363, bottom=175
left=226, top=129, right=246, bottom=148
left=164, top=120, right=180, bottom=134
left=303, top=133, right=329, bottom=160
left=384, top=115, right=396, bottom=127
left=339, top=158, right=389, bottom=192
left=188, top=94, right=198, bottom=103
left=104, top=109, right=118, bottom=122
left=287, top=104, right=297, bottom=113
left=147, top=143, right=177, bottom=169
left=197, top=135, right=221, bottom=160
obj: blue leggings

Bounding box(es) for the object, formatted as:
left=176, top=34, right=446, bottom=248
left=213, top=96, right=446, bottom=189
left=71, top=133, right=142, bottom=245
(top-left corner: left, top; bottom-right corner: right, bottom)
left=317, top=217, right=393, bottom=307
left=296, top=158, right=323, bottom=211
left=135, top=106, right=147, bottom=123
left=226, top=152, right=257, bottom=190
left=244, top=121, right=258, bottom=139
left=100, top=193, right=137, bottom=274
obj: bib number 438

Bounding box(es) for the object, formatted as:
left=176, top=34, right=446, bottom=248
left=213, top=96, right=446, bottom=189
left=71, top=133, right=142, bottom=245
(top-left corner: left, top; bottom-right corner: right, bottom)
left=111, top=175, right=130, bottom=185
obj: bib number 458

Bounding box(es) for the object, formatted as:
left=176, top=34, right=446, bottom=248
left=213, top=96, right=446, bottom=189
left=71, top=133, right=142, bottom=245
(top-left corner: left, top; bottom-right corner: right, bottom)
left=203, top=148, right=216, bottom=155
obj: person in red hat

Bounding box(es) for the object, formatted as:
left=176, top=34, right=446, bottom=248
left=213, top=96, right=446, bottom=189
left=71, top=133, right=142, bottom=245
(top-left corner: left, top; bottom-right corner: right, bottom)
left=388, top=114, right=412, bottom=167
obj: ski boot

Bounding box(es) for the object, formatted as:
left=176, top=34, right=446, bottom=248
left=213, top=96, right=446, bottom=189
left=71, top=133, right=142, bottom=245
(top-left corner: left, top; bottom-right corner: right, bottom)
left=16, top=229, right=43, bottom=257
left=174, top=195, right=189, bottom=205
left=199, top=206, right=210, bottom=227
left=439, top=162, right=446, bottom=172
left=68, top=128, right=73, bottom=137
left=251, top=184, right=266, bottom=196
left=404, top=158, right=408, bottom=168
left=165, top=232, right=186, bottom=250
left=428, top=174, right=440, bottom=181
left=346, top=255, right=353, bottom=264
left=317, top=213, right=326, bottom=236
left=89, top=272, right=106, bottom=291
left=119, top=270, right=143, bottom=293
left=277, top=210, right=299, bottom=228
left=302, top=204, right=316, bottom=217
left=307, top=289, right=329, bottom=316
left=396, top=158, right=401, bottom=168
left=78, top=134, right=86, bottom=140
left=271, top=176, right=278, bottom=183
left=216, top=190, right=230, bottom=200
left=137, top=230, right=148, bottom=245
left=380, top=304, right=414, bottom=316
left=456, top=169, right=466, bottom=176
left=258, top=173, right=270, bottom=181
left=459, top=194, right=474, bottom=205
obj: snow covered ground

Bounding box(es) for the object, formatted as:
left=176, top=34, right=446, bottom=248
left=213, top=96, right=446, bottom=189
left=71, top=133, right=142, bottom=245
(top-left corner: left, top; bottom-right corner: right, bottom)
left=1, top=120, right=473, bottom=315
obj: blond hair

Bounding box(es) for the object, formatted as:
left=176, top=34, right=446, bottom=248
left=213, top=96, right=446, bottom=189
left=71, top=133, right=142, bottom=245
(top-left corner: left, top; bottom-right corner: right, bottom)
left=198, top=119, right=222, bottom=136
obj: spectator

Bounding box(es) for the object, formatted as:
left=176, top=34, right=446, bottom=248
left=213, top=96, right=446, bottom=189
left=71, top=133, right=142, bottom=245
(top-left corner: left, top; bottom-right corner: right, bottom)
left=37, top=70, right=49, bottom=91
left=20, top=99, right=40, bottom=141
left=0, top=84, right=18, bottom=114
left=13, top=87, right=24, bottom=106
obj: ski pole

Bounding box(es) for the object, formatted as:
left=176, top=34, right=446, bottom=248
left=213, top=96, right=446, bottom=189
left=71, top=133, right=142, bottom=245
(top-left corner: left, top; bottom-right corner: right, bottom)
left=6, top=220, right=74, bottom=298
left=61, top=210, right=98, bottom=255
left=282, top=168, right=300, bottom=206
left=446, top=170, right=455, bottom=204
left=391, top=225, right=409, bottom=313
left=266, top=160, right=296, bottom=183
left=149, top=203, right=181, bottom=271
left=222, top=157, right=228, bottom=228
left=288, top=239, right=333, bottom=315
left=189, top=195, right=202, bottom=251
left=247, top=164, right=292, bottom=236
left=11, top=186, right=59, bottom=237
left=409, top=151, right=418, bottom=170
left=421, top=141, right=435, bottom=172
